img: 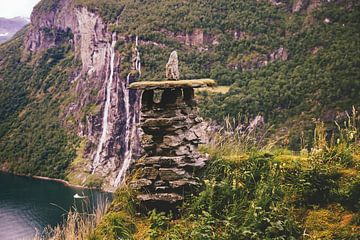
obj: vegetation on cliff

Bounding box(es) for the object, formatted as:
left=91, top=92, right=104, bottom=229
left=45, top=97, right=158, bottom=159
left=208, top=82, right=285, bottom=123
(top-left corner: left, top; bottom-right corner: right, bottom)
left=79, top=0, right=360, bottom=146
left=198, top=1, right=360, bottom=123
left=0, top=31, right=79, bottom=178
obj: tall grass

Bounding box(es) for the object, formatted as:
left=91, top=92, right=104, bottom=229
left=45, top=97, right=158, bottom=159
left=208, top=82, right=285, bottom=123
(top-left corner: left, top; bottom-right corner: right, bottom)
left=202, top=115, right=273, bottom=162
left=310, top=107, right=359, bottom=168
left=34, top=197, right=109, bottom=240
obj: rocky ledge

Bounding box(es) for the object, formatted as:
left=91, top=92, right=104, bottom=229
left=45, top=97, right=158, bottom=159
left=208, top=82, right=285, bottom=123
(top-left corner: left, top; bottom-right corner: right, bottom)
left=129, top=80, right=213, bottom=212
left=129, top=79, right=216, bottom=90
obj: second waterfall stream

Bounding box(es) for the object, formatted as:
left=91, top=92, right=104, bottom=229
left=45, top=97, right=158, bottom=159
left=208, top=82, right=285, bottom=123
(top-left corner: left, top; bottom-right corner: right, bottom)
left=114, top=36, right=142, bottom=186
left=92, top=32, right=117, bottom=173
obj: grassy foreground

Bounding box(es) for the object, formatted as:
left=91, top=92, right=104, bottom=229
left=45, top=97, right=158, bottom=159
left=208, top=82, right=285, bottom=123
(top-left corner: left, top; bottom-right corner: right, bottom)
left=37, top=111, right=360, bottom=239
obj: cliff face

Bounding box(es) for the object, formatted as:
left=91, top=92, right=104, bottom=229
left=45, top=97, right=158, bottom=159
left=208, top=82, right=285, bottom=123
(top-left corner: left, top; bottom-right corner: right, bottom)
left=24, top=0, right=141, bottom=188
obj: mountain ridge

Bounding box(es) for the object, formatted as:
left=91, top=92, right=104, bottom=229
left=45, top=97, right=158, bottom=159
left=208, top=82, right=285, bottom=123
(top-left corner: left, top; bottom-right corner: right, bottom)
left=0, top=17, right=29, bottom=43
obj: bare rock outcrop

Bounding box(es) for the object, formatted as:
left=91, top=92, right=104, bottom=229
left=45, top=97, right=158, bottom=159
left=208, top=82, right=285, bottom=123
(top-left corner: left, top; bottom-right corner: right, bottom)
left=268, top=0, right=284, bottom=7
left=161, top=28, right=219, bottom=51
left=293, top=0, right=322, bottom=13
left=269, top=47, right=288, bottom=62
left=228, top=47, right=288, bottom=72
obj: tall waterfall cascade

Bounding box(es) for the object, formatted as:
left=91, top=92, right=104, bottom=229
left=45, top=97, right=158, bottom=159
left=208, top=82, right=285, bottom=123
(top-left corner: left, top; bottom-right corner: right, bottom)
left=114, top=35, right=142, bottom=186
left=92, top=32, right=117, bottom=173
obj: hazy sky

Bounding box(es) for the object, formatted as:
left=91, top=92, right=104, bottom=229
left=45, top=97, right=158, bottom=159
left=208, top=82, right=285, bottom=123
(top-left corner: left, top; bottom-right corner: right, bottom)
left=0, top=0, right=40, bottom=18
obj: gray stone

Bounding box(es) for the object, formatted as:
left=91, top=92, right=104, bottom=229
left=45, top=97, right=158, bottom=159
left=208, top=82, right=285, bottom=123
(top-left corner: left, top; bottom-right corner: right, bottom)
left=143, top=116, right=187, bottom=127
left=155, top=186, right=170, bottom=192
left=175, top=145, right=190, bottom=156
left=129, top=179, right=152, bottom=190
left=137, top=193, right=184, bottom=203
left=161, top=156, right=187, bottom=166
left=145, top=156, right=186, bottom=167
left=181, top=161, right=206, bottom=169
left=141, top=134, right=153, bottom=145
left=145, top=156, right=162, bottom=165
left=159, top=168, right=187, bottom=181
left=166, top=51, right=180, bottom=80
left=184, top=130, right=198, bottom=142
left=154, top=180, right=167, bottom=187
left=140, top=167, right=159, bottom=180
left=169, top=179, right=200, bottom=189
left=163, top=135, right=183, bottom=147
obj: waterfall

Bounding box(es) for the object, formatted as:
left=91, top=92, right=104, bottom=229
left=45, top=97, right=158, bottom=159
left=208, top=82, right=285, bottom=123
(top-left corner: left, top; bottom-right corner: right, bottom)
left=92, top=32, right=117, bottom=173
left=114, top=36, right=141, bottom=186
left=135, top=36, right=141, bottom=75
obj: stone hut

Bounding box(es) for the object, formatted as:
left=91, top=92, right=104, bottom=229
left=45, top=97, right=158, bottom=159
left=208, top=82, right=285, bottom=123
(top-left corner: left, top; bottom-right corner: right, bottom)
left=129, top=79, right=215, bottom=212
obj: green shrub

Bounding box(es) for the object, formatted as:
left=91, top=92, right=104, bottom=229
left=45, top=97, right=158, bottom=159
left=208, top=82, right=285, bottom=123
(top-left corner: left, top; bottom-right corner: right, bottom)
left=179, top=154, right=301, bottom=240
left=347, top=177, right=360, bottom=211
left=148, top=210, right=172, bottom=240
left=75, top=0, right=125, bottom=22
left=94, top=212, right=136, bottom=240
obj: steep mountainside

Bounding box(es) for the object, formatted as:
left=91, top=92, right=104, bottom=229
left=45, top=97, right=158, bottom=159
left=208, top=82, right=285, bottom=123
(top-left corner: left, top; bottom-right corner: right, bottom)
left=0, top=0, right=359, bottom=188
left=0, top=17, right=29, bottom=43
left=0, top=0, right=142, bottom=189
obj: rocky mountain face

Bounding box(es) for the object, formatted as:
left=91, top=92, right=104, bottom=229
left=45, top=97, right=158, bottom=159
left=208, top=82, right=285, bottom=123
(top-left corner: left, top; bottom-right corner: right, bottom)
left=267, top=0, right=322, bottom=12
left=0, top=17, right=29, bottom=43
left=21, top=0, right=142, bottom=189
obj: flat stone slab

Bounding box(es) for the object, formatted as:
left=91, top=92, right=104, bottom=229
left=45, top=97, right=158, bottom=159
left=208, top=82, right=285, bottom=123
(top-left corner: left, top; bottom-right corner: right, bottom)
left=129, top=79, right=216, bottom=90
left=129, top=179, right=153, bottom=190
left=159, top=168, right=188, bottom=181
left=142, top=116, right=187, bottom=127
left=137, top=193, right=184, bottom=203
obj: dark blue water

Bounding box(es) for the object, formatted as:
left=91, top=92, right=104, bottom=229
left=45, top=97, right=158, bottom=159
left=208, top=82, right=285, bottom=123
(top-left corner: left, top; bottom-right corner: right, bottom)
left=0, top=172, right=112, bottom=240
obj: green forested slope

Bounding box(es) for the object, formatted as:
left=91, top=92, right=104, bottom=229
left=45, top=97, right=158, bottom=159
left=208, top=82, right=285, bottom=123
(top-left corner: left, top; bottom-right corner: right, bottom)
left=81, top=0, right=360, bottom=127
left=0, top=30, right=78, bottom=178
left=199, top=1, right=360, bottom=122
left=109, top=0, right=360, bottom=148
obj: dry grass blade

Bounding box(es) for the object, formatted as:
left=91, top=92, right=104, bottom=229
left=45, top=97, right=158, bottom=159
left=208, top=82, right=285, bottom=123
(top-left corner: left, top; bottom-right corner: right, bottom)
left=33, top=197, right=109, bottom=240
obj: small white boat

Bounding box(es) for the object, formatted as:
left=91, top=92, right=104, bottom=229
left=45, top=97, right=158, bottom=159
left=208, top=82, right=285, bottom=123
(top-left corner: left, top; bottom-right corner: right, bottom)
left=73, top=193, right=87, bottom=199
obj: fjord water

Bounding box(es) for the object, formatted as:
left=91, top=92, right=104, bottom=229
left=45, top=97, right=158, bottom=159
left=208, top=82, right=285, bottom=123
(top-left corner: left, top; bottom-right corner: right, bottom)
left=0, top=172, right=111, bottom=240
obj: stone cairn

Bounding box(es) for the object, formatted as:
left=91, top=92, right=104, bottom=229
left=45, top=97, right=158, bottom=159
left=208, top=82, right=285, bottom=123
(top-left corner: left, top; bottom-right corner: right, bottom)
left=129, top=52, right=215, bottom=212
